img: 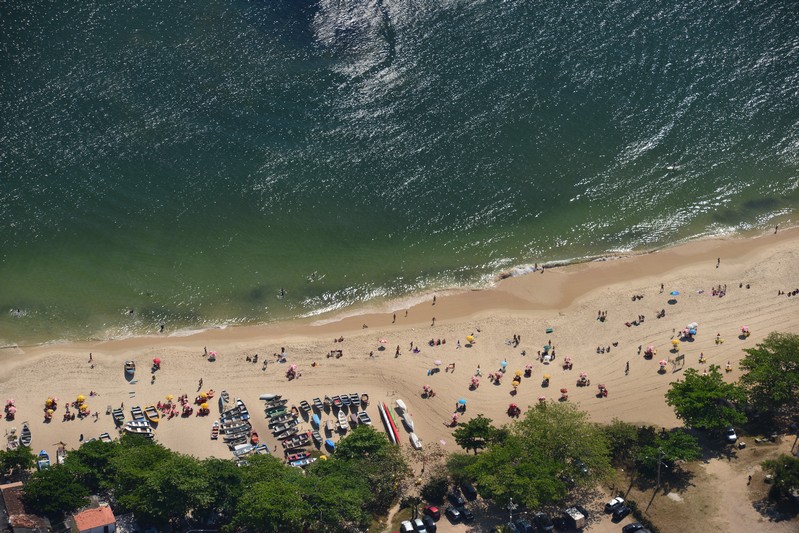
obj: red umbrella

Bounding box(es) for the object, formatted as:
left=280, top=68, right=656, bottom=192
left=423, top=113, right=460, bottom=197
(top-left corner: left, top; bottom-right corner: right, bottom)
left=560, top=388, right=568, bottom=393
left=153, top=358, right=161, bottom=365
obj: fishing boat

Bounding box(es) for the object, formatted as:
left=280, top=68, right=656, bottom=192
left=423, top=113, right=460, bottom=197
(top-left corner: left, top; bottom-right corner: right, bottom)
left=219, top=390, right=230, bottom=411
left=311, top=430, right=323, bottom=445
left=20, top=423, right=32, bottom=447
left=250, top=431, right=259, bottom=445
left=290, top=405, right=300, bottom=417
left=286, top=451, right=310, bottom=462
left=350, top=393, right=360, bottom=407
left=290, top=457, right=317, bottom=467
left=36, top=450, right=50, bottom=471
left=331, top=396, right=342, bottom=409
left=282, top=432, right=311, bottom=449
left=232, top=443, right=256, bottom=457
left=124, top=360, right=136, bottom=376
left=56, top=445, right=66, bottom=464
left=337, top=410, right=349, bottom=432
left=99, top=433, right=113, bottom=443
left=258, top=393, right=281, bottom=401
left=144, top=406, right=160, bottom=424
left=276, top=426, right=300, bottom=440
left=395, top=399, right=407, bottom=413
left=402, top=413, right=415, bottom=432
left=6, top=435, right=19, bottom=450
left=323, top=395, right=332, bottom=409
left=311, top=413, right=320, bottom=428
left=268, top=413, right=295, bottom=427
left=124, top=421, right=153, bottom=438
left=112, top=408, right=125, bottom=425
left=271, top=418, right=299, bottom=434
left=225, top=434, right=248, bottom=447
left=130, top=406, right=145, bottom=421
left=264, top=398, right=288, bottom=409
left=340, top=394, right=351, bottom=407
left=409, top=432, right=423, bottom=450
left=221, top=421, right=252, bottom=435
left=211, top=420, right=219, bottom=440
left=325, top=438, right=336, bottom=451
left=360, top=393, right=369, bottom=406
left=266, top=408, right=288, bottom=419
left=357, top=411, right=372, bottom=425
left=265, top=404, right=287, bottom=416
left=224, top=430, right=252, bottom=443
left=221, top=410, right=250, bottom=423
left=313, top=397, right=323, bottom=411
left=325, top=420, right=335, bottom=433
left=299, top=400, right=312, bottom=413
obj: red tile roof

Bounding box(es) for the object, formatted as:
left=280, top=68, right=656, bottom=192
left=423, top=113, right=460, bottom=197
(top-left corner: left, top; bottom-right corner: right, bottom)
left=73, top=506, right=115, bottom=531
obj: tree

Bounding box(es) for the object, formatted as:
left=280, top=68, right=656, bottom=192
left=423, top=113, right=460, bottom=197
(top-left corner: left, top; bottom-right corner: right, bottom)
left=198, top=457, right=243, bottom=525
left=453, top=414, right=497, bottom=454
left=739, top=332, right=799, bottom=417
left=665, top=365, right=747, bottom=431
left=762, top=454, right=799, bottom=501
left=65, top=440, right=118, bottom=493
left=0, top=446, right=36, bottom=480
left=463, top=402, right=612, bottom=508
left=22, top=465, right=90, bottom=519
left=604, top=419, right=640, bottom=466
left=636, top=429, right=701, bottom=474
left=230, top=479, right=310, bottom=532
left=140, top=454, right=214, bottom=527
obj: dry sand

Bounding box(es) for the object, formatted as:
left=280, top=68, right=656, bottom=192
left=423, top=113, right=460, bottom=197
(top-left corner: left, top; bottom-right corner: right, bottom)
left=2, top=227, right=798, bottom=529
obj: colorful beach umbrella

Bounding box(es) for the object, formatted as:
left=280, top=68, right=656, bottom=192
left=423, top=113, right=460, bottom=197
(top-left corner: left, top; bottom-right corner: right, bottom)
left=434, top=360, right=442, bottom=365
left=466, top=335, right=475, bottom=343
left=166, top=394, right=174, bottom=401
left=671, top=339, right=680, bottom=346
left=670, top=291, right=680, bottom=295
left=153, top=357, right=161, bottom=365
left=457, top=398, right=467, bottom=405
left=76, top=394, right=86, bottom=403
left=200, top=402, right=209, bottom=410
left=659, top=359, right=668, bottom=366
left=378, top=338, right=388, bottom=344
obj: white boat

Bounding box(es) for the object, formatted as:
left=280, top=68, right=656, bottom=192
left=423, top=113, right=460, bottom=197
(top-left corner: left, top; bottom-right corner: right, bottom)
left=36, top=450, right=50, bottom=471
left=259, top=393, right=281, bottom=401
left=211, top=420, right=220, bottom=440
left=395, top=399, right=407, bottom=413
left=124, top=360, right=136, bottom=375
left=56, top=446, right=66, bottom=464
left=337, top=410, right=349, bottom=432
left=20, top=423, right=32, bottom=447
left=409, top=432, right=423, bottom=450
left=99, top=433, right=113, bottom=443
left=124, top=421, right=153, bottom=437
left=402, top=413, right=415, bottom=432
left=232, top=443, right=256, bottom=457
left=379, top=404, right=396, bottom=445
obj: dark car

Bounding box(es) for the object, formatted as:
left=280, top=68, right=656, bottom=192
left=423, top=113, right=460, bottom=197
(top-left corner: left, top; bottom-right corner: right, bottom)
left=447, top=491, right=465, bottom=506
left=612, top=505, right=632, bottom=522
left=461, top=482, right=478, bottom=500
left=574, top=504, right=590, bottom=519
left=533, top=512, right=554, bottom=532
left=444, top=507, right=461, bottom=523
left=422, top=515, right=437, bottom=532
left=514, top=519, right=534, bottom=533
left=423, top=505, right=440, bottom=520
left=622, top=523, right=646, bottom=533
left=457, top=506, right=475, bottom=522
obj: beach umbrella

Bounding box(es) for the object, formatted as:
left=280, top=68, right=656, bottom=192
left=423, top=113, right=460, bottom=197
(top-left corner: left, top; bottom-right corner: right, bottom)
left=289, top=364, right=297, bottom=371
left=434, top=360, right=442, bottom=366
left=671, top=339, right=680, bottom=346
left=209, top=351, right=217, bottom=356
left=670, top=291, right=680, bottom=295
left=466, top=335, right=475, bottom=343
left=543, top=374, right=552, bottom=380
left=153, top=357, right=161, bottom=365
left=458, top=398, right=467, bottom=405
left=543, top=345, right=551, bottom=351
left=76, top=394, right=86, bottom=403
left=579, top=372, right=587, bottom=378
left=741, top=326, right=749, bottom=332
left=200, top=402, right=209, bottom=410
left=688, top=322, right=699, bottom=329
left=199, top=392, right=208, bottom=399
left=46, top=409, right=54, bottom=415
left=689, top=328, right=697, bottom=335
left=659, top=359, right=668, bottom=366
left=560, top=388, right=568, bottom=393
left=515, top=370, right=523, bottom=377
left=500, top=360, right=508, bottom=368
left=378, top=338, right=388, bottom=344
left=166, top=394, right=174, bottom=401
left=538, top=396, right=546, bottom=402
left=80, top=404, right=88, bottom=411
left=6, top=399, right=13, bottom=406
left=7, top=406, right=16, bottom=414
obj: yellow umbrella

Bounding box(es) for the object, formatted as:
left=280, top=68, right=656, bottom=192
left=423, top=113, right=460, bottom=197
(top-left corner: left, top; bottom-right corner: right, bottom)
left=166, top=394, right=174, bottom=401
left=515, top=371, right=523, bottom=377
left=76, top=394, right=86, bottom=403
left=543, top=374, right=552, bottom=380
left=466, top=335, right=475, bottom=343
left=46, top=409, right=54, bottom=415
left=200, top=402, right=209, bottom=410
left=80, top=404, right=89, bottom=411
left=199, top=392, right=208, bottom=399
left=671, top=339, right=680, bottom=346
left=319, top=455, right=328, bottom=460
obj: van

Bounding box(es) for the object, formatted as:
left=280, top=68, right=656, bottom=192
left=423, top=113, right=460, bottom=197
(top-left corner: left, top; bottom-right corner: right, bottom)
left=562, top=507, right=587, bottom=529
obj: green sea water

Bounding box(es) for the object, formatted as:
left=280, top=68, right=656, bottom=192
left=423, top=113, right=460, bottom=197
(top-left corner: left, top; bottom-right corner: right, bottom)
left=1, top=0, right=798, bottom=345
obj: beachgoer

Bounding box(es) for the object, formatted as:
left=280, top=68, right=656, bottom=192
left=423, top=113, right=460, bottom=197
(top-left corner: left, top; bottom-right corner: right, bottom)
left=625, top=361, right=629, bottom=374
left=405, top=310, right=408, bottom=317
left=393, top=313, right=396, bottom=323
left=88, top=353, right=93, bottom=363
left=204, top=346, right=208, bottom=356
left=198, top=378, right=203, bottom=389
left=717, top=257, right=720, bottom=268
left=775, top=225, right=779, bottom=234
left=431, top=317, right=436, bottom=326
left=433, top=295, right=436, bottom=305
left=748, top=474, right=752, bottom=484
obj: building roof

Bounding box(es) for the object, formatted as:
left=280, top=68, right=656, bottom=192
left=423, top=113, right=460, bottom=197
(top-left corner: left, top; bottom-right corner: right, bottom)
left=73, top=506, right=115, bottom=531
left=0, top=481, right=51, bottom=532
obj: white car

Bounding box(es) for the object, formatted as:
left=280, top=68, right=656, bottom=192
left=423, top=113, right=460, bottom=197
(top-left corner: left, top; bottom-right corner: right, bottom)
left=400, top=520, right=414, bottom=533
left=604, top=496, right=625, bottom=513
left=726, top=427, right=738, bottom=443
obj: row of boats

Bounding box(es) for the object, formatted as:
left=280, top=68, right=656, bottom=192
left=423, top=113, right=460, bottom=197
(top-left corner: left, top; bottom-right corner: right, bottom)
left=379, top=399, right=422, bottom=450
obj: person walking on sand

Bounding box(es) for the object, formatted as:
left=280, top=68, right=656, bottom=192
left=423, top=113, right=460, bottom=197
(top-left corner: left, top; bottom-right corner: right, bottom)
left=431, top=317, right=436, bottom=326
left=198, top=378, right=203, bottom=391
left=717, top=257, right=720, bottom=268
left=88, top=353, right=93, bottom=363
left=433, top=295, right=436, bottom=305
left=204, top=346, right=208, bottom=356
left=393, top=313, right=396, bottom=323
left=625, top=361, right=629, bottom=375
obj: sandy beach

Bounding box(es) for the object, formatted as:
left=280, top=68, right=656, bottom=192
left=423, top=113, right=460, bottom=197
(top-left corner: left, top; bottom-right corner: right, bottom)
left=2, top=227, right=798, bottom=473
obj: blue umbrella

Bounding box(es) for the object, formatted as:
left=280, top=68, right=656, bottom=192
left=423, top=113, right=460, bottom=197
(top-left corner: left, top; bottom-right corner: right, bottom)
left=458, top=398, right=467, bottom=405
left=670, top=291, right=680, bottom=296
left=500, top=360, right=508, bottom=368
left=689, top=328, right=697, bottom=335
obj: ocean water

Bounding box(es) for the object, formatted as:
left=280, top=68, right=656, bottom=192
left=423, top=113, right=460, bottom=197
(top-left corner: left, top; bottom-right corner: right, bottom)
left=1, top=0, right=798, bottom=345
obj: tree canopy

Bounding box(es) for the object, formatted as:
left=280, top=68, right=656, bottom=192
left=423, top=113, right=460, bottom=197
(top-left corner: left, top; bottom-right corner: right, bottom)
left=0, top=446, right=36, bottom=481
left=762, top=454, right=799, bottom=501
left=635, top=428, right=701, bottom=474
left=453, top=414, right=498, bottom=454
left=739, top=332, right=799, bottom=417
left=665, top=365, right=747, bottom=431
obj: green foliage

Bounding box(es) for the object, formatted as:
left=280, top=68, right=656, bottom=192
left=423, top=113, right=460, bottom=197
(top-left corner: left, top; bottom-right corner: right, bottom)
left=445, top=452, right=478, bottom=485
left=636, top=429, right=701, bottom=474
left=463, top=402, right=612, bottom=509
left=0, top=446, right=37, bottom=479
left=420, top=464, right=449, bottom=504
left=198, top=458, right=243, bottom=524
left=665, top=365, right=747, bottom=431
left=605, top=419, right=640, bottom=465
left=64, top=440, right=118, bottom=493
left=453, top=414, right=497, bottom=454
left=22, top=464, right=91, bottom=519
left=230, top=479, right=310, bottom=533
left=335, top=424, right=392, bottom=461
left=739, top=332, right=799, bottom=417
left=762, top=454, right=799, bottom=501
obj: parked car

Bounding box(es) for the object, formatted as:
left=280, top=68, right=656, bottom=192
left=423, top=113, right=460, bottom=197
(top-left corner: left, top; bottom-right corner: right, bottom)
left=725, top=426, right=738, bottom=443
left=612, top=505, right=632, bottom=522
left=561, top=507, right=586, bottom=530
left=514, top=519, right=534, bottom=533
left=447, top=491, right=465, bottom=506
left=400, top=520, right=414, bottom=533
left=461, top=482, right=478, bottom=500
left=457, top=506, right=475, bottom=522
left=622, top=523, right=646, bottom=533
left=604, top=496, right=625, bottom=513
left=411, top=517, right=427, bottom=533
left=422, top=515, right=437, bottom=532
left=573, top=504, right=590, bottom=519
left=423, top=505, right=440, bottom=520
left=444, top=507, right=462, bottom=523
left=533, top=512, right=554, bottom=532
